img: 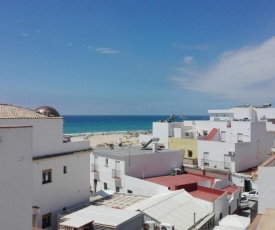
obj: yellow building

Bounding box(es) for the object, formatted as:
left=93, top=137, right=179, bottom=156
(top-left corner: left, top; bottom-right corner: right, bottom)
left=169, top=137, right=198, bottom=165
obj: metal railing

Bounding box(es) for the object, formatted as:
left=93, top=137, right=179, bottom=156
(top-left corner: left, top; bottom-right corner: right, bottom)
left=91, top=164, right=98, bottom=172
left=201, top=159, right=231, bottom=170
left=112, top=169, right=121, bottom=179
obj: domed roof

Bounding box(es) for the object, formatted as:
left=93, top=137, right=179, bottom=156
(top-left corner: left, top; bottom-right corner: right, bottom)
left=35, top=106, right=61, bottom=117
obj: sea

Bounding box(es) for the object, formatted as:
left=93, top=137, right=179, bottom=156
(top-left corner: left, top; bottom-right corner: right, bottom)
left=63, top=115, right=209, bottom=135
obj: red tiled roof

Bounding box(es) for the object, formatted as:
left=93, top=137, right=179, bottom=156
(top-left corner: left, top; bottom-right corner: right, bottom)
left=222, top=186, right=240, bottom=194
left=189, top=185, right=226, bottom=202
left=145, top=173, right=215, bottom=191
left=205, top=128, right=218, bottom=141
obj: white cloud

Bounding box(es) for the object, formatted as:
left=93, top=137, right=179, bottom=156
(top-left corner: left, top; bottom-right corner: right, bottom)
left=87, top=46, right=93, bottom=50
left=95, top=48, right=120, bottom=54
left=171, top=36, right=275, bottom=103
left=183, top=56, right=194, bottom=65
left=20, top=32, right=29, bottom=37
left=67, top=43, right=73, bottom=47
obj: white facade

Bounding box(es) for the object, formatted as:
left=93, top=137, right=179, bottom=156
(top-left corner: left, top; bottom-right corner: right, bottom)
left=0, top=105, right=91, bottom=230
left=139, top=122, right=183, bottom=149
left=258, top=156, right=275, bottom=214
left=198, top=121, right=275, bottom=172
left=141, top=110, right=275, bottom=173
left=208, top=105, right=275, bottom=121
left=33, top=151, right=91, bottom=229
left=0, top=126, right=33, bottom=230
left=90, top=146, right=183, bottom=194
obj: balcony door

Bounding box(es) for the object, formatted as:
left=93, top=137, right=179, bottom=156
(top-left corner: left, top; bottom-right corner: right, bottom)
left=204, top=152, right=209, bottom=166
left=115, top=161, right=120, bottom=171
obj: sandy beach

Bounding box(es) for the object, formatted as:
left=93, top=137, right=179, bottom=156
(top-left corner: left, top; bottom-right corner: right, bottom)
left=70, top=132, right=141, bottom=147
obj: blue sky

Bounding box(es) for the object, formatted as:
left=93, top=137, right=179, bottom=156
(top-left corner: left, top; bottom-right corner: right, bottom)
left=1, top=1, right=275, bottom=115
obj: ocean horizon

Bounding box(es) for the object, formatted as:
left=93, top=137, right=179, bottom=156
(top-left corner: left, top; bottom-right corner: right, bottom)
left=63, top=115, right=209, bottom=134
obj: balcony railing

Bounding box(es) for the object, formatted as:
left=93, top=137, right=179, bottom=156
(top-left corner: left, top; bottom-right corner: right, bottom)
left=112, top=169, right=121, bottom=179
left=201, top=159, right=231, bottom=170
left=91, top=164, right=98, bottom=172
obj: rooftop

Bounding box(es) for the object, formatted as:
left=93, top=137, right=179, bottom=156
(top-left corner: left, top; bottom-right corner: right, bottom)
left=222, top=186, right=240, bottom=194
left=127, top=190, right=214, bottom=230
left=145, top=173, right=215, bottom=191
left=90, top=191, right=149, bottom=209
left=60, top=205, right=142, bottom=228
left=0, top=104, right=62, bottom=119
left=93, top=145, right=181, bottom=158
left=189, top=185, right=226, bottom=202
left=259, top=154, right=275, bottom=167
left=33, top=148, right=92, bottom=161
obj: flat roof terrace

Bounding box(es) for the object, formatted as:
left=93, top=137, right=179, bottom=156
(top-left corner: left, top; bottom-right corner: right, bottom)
left=92, top=145, right=182, bottom=158
left=145, top=173, right=215, bottom=191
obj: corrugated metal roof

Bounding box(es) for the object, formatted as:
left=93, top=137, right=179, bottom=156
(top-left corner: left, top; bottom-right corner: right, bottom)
left=60, top=205, right=142, bottom=227
left=127, top=190, right=214, bottom=230
left=0, top=104, right=62, bottom=119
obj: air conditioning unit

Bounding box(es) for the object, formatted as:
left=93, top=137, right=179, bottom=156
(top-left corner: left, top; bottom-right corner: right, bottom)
left=160, top=223, right=175, bottom=230
left=143, top=221, right=156, bottom=230
left=228, top=151, right=235, bottom=156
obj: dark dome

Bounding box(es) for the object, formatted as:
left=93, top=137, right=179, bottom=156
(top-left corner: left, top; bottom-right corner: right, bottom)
left=35, top=106, right=61, bottom=117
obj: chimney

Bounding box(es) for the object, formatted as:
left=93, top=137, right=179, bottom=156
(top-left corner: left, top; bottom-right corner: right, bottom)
left=152, top=143, right=158, bottom=153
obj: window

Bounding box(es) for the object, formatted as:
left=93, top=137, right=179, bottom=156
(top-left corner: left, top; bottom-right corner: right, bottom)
left=63, top=166, right=67, bottom=174
left=237, top=133, right=243, bottom=142
left=203, top=130, right=208, bottom=136
left=105, top=158, right=109, bottom=167
left=42, top=213, right=51, bottom=229
left=228, top=206, right=231, bottom=215
left=116, top=186, right=120, bottom=192
left=127, top=190, right=133, bottom=194
left=188, top=150, right=193, bottom=158
left=219, top=212, right=223, bottom=220
left=42, top=169, right=52, bottom=184
left=104, top=182, right=107, bottom=190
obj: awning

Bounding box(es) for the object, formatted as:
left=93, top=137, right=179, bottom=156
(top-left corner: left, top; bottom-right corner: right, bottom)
left=59, top=217, right=94, bottom=228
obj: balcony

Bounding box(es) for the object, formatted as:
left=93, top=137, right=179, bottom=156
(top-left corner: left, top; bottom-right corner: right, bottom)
left=112, top=169, right=121, bottom=179
left=201, top=159, right=231, bottom=170
left=91, top=164, right=98, bottom=172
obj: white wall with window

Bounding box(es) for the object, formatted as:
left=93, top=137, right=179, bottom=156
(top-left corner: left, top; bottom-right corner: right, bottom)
left=33, top=151, right=91, bottom=230
left=90, top=148, right=183, bottom=194
left=198, top=121, right=275, bottom=173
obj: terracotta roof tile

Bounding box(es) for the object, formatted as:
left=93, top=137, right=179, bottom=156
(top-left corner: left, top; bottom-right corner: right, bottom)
left=0, top=104, right=62, bottom=119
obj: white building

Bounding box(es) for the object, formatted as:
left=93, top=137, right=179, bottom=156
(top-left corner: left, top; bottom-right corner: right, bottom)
left=140, top=106, right=275, bottom=173
left=0, top=126, right=33, bottom=230
left=91, top=145, right=183, bottom=195
left=208, top=104, right=275, bottom=122
left=0, top=104, right=91, bottom=230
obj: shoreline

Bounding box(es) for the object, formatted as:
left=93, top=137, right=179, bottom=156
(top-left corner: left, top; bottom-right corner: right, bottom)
left=68, top=130, right=152, bottom=147
left=64, top=129, right=152, bottom=138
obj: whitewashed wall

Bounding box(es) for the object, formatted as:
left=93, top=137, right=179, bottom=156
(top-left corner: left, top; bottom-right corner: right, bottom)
left=90, top=154, right=125, bottom=192
left=33, top=153, right=91, bottom=230
left=91, top=150, right=183, bottom=194
left=258, top=167, right=275, bottom=214
left=124, top=176, right=170, bottom=195
left=0, top=119, right=90, bottom=157
left=124, top=150, right=183, bottom=178
left=0, top=126, right=33, bottom=230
